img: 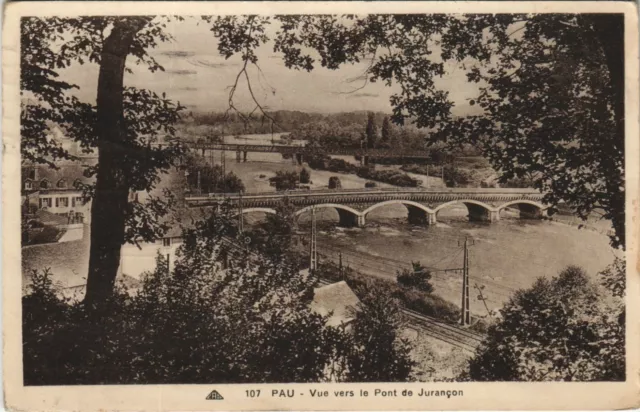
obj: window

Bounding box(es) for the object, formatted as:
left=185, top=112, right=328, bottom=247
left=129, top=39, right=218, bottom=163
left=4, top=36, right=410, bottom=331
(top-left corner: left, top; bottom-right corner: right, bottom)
left=57, top=179, right=66, bottom=189
left=27, top=169, right=36, bottom=180
left=162, top=238, right=171, bottom=247
left=24, top=180, right=32, bottom=190
left=40, top=179, right=50, bottom=189
left=39, top=198, right=52, bottom=209
left=58, top=197, right=69, bottom=208
left=72, top=196, right=84, bottom=207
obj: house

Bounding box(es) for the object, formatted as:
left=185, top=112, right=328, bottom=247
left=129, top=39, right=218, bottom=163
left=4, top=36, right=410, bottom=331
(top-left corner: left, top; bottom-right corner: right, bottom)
left=119, top=224, right=185, bottom=280
left=309, top=281, right=361, bottom=329
left=22, top=162, right=94, bottom=222
left=118, top=205, right=205, bottom=280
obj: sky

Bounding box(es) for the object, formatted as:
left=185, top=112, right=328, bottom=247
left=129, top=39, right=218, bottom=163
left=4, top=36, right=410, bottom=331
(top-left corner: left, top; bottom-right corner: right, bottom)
left=59, top=18, right=482, bottom=116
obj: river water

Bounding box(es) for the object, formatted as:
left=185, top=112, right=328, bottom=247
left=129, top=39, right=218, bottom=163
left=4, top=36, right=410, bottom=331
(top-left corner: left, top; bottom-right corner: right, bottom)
left=296, top=204, right=618, bottom=318
left=211, top=133, right=619, bottom=318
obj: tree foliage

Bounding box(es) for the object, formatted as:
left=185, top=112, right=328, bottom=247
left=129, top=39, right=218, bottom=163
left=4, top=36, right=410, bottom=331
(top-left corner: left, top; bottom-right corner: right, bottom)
left=380, top=116, right=392, bottom=149
left=269, top=170, right=299, bottom=191
left=24, top=13, right=626, bottom=304
left=465, top=265, right=624, bottom=381
left=249, top=198, right=300, bottom=262
left=344, top=282, right=415, bottom=382
left=365, top=111, right=378, bottom=149
left=184, top=154, right=245, bottom=194
left=21, top=16, right=187, bottom=304
left=258, top=14, right=625, bottom=248
left=23, top=207, right=333, bottom=384
left=434, top=15, right=625, bottom=248
left=397, top=262, right=434, bottom=293
left=299, top=167, right=311, bottom=184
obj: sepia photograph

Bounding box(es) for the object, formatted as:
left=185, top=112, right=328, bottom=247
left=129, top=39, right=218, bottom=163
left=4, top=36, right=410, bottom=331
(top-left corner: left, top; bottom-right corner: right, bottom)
left=3, top=1, right=639, bottom=410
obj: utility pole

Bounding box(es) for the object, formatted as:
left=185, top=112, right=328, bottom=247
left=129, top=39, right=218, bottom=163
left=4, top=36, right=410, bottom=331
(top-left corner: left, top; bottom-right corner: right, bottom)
left=197, top=170, right=201, bottom=194
left=339, top=252, right=344, bottom=279
left=238, top=191, right=244, bottom=236
left=474, top=283, right=492, bottom=317
left=309, top=206, right=317, bottom=272
left=426, top=164, right=429, bottom=189
left=458, top=236, right=474, bottom=326
left=221, top=135, right=226, bottom=192
left=441, top=164, right=444, bottom=185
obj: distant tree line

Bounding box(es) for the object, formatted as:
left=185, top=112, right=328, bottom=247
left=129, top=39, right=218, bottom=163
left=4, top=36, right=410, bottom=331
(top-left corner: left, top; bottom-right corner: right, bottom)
left=183, top=154, right=244, bottom=194
left=307, top=154, right=420, bottom=188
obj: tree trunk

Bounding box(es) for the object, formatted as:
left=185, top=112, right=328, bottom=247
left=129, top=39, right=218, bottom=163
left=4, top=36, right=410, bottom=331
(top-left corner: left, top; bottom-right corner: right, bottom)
left=590, top=14, right=625, bottom=248
left=85, top=18, right=150, bottom=306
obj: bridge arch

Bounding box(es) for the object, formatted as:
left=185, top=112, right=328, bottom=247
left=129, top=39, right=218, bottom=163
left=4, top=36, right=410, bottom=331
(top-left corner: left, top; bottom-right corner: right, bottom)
left=434, top=199, right=496, bottom=214
left=498, top=200, right=547, bottom=219
left=295, top=203, right=363, bottom=227
left=434, top=199, right=498, bottom=223
left=363, top=200, right=436, bottom=226
left=498, top=199, right=546, bottom=211
left=362, top=200, right=435, bottom=216
left=232, top=207, right=277, bottom=217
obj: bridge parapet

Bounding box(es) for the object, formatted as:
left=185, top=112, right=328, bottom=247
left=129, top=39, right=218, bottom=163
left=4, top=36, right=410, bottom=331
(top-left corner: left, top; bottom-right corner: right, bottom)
left=186, top=188, right=547, bottom=227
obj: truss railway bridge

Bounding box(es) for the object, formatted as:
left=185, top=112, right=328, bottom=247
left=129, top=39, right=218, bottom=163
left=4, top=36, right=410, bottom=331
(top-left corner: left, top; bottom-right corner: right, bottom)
left=186, top=188, right=548, bottom=227
left=189, top=142, right=434, bottom=165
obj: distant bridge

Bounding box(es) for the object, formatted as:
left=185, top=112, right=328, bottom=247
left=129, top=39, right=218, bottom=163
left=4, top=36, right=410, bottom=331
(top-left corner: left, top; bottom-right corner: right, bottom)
left=186, top=188, right=548, bottom=227
left=188, top=142, right=433, bottom=163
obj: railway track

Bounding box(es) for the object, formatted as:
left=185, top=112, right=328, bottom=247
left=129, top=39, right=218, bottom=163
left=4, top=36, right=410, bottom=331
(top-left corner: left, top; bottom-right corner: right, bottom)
left=67, top=236, right=483, bottom=354
left=315, top=277, right=483, bottom=354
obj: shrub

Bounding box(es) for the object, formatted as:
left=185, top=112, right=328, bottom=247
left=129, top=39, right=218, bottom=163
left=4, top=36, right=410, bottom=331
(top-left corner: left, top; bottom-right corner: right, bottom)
left=365, top=181, right=377, bottom=188
left=22, top=213, right=345, bottom=385
left=501, top=176, right=535, bottom=188
left=299, top=168, right=311, bottom=184
left=327, top=158, right=358, bottom=173
left=269, top=170, right=299, bottom=191
left=465, top=266, right=624, bottom=381
left=356, top=168, right=420, bottom=187
left=328, top=176, right=342, bottom=189
left=307, top=154, right=329, bottom=170
left=315, top=261, right=460, bottom=325
left=184, top=154, right=245, bottom=193
left=396, top=262, right=434, bottom=293
left=443, top=165, right=473, bottom=187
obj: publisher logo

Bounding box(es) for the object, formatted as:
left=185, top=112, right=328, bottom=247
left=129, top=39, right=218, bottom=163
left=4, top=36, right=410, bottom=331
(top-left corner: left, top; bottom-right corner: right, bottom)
left=206, top=390, right=224, bottom=400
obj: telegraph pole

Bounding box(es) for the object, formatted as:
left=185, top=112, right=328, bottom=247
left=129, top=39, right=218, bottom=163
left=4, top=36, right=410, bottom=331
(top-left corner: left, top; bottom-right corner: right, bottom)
left=238, top=191, right=244, bottom=236
left=339, top=251, right=344, bottom=279
left=458, top=236, right=474, bottom=326
left=426, top=164, right=429, bottom=189
left=309, top=206, right=317, bottom=272
left=474, top=283, right=492, bottom=317
left=221, top=135, right=226, bottom=191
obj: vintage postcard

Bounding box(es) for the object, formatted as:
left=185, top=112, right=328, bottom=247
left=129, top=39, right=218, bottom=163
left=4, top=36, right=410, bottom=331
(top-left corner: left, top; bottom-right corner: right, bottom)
left=3, top=1, right=639, bottom=410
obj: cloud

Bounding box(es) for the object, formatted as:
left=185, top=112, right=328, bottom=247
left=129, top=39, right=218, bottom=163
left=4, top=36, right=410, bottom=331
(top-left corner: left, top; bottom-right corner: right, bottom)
left=160, top=50, right=196, bottom=58
left=187, top=58, right=237, bottom=69
left=346, top=92, right=380, bottom=98
left=167, top=69, right=197, bottom=75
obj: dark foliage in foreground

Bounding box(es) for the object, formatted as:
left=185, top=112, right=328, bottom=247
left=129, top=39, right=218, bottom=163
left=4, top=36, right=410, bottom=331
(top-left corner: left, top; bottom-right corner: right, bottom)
left=23, top=208, right=415, bottom=384
left=464, top=262, right=625, bottom=381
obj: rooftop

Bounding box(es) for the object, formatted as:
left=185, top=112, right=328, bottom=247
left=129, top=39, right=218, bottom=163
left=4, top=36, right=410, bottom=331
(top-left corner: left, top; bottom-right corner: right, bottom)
left=310, top=281, right=361, bottom=327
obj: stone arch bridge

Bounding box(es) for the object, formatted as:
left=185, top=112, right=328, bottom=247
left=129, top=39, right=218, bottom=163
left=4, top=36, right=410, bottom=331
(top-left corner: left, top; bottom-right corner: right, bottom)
left=186, top=188, right=548, bottom=227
